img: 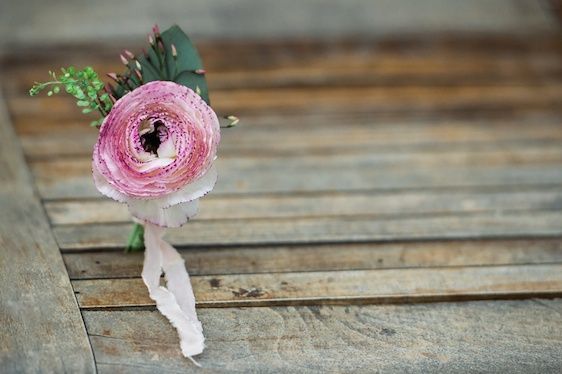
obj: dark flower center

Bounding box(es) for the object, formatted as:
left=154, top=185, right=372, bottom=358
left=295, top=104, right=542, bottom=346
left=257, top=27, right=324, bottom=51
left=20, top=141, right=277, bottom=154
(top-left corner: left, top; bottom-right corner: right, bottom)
left=140, top=120, right=166, bottom=155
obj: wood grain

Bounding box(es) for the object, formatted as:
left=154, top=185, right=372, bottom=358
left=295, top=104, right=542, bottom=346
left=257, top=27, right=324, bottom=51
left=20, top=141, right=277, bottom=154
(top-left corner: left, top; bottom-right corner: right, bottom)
left=44, top=187, right=562, bottom=225
left=5, top=36, right=562, bottom=94
left=9, top=84, right=562, bottom=118
left=5, top=0, right=559, bottom=47
left=12, top=108, right=562, bottom=133
left=4, top=35, right=562, bottom=65
left=6, top=51, right=562, bottom=100
left=31, top=155, right=562, bottom=199
left=73, top=264, right=562, bottom=308
left=54, top=210, right=562, bottom=250
left=84, top=300, right=562, bottom=373
left=0, top=92, right=95, bottom=371
left=63, top=238, right=562, bottom=279
left=14, top=116, right=562, bottom=159
left=3, top=32, right=562, bottom=372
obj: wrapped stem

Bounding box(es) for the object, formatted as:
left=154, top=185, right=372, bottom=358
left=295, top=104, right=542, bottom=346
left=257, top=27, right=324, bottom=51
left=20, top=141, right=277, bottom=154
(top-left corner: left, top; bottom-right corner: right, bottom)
left=126, top=223, right=145, bottom=252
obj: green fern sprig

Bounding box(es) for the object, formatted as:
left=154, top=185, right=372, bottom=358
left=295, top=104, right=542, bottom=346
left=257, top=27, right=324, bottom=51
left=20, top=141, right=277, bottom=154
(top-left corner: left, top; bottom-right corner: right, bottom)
left=29, top=66, right=113, bottom=127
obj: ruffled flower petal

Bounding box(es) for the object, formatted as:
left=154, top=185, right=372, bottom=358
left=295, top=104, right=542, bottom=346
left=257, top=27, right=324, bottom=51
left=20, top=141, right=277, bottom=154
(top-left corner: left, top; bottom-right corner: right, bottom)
left=92, top=81, right=221, bottom=227
left=92, top=160, right=128, bottom=203
left=157, top=164, right=218, bottom=209
left=128, top=199, right=199, bottom=228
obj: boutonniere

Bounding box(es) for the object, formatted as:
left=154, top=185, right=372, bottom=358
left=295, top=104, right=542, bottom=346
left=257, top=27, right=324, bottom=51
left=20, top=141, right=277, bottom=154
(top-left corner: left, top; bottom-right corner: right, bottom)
left=30, top=24, right=237, bottom=365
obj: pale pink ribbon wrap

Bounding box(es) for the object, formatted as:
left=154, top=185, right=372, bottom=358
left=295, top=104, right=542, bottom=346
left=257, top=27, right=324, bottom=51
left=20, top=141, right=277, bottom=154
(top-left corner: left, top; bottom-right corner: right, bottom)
left=142, top=219, right=205, bottom=365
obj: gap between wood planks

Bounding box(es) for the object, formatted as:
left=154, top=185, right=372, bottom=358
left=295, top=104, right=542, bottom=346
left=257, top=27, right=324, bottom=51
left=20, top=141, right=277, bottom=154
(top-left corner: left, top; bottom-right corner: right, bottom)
left=0, top=84, right=96, bottom=371
left=52, top=209, right=562, bottom=250
left=62, top=237, right=562, bottom=279
left=8, top=57, right=562, bottom=94
left=6, top=34, right=562, bottom=91
left=72, top=263, right=562, bottom=309
left=64, top=236, right=562, bottom=309
left=83, top=300, right=562, bottom=372
left=15, top=123, right=562, bottom=159
left=3, top=34, right=562, bottom=372
left=4, top=36, right=562, bottom=94
left=28, top=161, right=562, bottom=200
left=44, top=186, right=562, bottom=225
left=8, top=84, right=562, bottom=118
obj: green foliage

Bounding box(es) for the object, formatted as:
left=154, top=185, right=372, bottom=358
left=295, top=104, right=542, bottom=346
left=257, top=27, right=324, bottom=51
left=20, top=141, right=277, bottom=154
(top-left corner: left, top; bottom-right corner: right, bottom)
left=125, top=223, right=145, bottom=252
left=162, top=25, right=210, bottom=104
left=112, top=25, right=210, bottom=104
left=29, top=25, right=227, bottom=254
left=29, top=66, right=113, bottom=122
left=28, top=26, right=216, bottom=130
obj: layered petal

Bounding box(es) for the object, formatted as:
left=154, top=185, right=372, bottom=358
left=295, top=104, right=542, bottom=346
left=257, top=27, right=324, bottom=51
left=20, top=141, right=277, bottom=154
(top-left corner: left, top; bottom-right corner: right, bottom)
left=92, top=81, right=221, bottom=227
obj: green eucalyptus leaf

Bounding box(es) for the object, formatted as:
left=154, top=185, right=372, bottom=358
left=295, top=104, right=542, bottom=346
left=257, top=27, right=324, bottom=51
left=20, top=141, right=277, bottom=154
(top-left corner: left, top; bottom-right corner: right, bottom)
left=148, top=46, right=164, bottom=74
left=174, top=70, right=208, bottom=99
left=111, top=83, right=127, bottom=99
left=160, top=25, right=210, bottom=104
left=126, top=71, right=141, bottom=88
left=136, top=55, right=162, bottom=82
left=143, top=46, right=162, bottom=73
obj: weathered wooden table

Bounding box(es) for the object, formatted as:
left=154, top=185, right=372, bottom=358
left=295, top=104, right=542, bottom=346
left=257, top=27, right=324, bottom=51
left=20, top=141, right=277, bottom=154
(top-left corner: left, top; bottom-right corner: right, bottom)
left=2, top=35, right=562, bottom=372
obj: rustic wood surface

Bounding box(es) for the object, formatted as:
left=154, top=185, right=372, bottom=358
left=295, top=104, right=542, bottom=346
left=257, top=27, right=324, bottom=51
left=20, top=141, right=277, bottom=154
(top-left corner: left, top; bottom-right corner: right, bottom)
left=0, top=92, right=95, bottom=371
left=62, top=238, right=562, bottom=279
left=52, top=211, right=562, bottom=250
left=84, top=300, right=562, bottom=373
left=2, top=0, right=557, bottom=47
left=2, top=26, right=562, bottom=373
left=44, top=187, right=562, bottom=225
left=73, top=264, right=562, bottom=308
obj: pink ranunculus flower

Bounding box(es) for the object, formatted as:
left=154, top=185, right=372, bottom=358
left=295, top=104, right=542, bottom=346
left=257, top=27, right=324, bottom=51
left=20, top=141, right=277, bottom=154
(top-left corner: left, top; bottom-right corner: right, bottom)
left=92, top=80, right=221, bottom=227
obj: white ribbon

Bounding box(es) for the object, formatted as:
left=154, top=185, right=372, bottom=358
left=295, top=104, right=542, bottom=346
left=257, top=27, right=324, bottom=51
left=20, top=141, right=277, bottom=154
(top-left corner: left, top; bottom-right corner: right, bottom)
left=141, top=222, right=205, bottom=366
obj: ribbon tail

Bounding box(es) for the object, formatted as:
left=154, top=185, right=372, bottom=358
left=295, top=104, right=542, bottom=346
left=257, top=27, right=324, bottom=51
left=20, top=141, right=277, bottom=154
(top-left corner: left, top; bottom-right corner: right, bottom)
left=141, top=222, right=205, bottom=363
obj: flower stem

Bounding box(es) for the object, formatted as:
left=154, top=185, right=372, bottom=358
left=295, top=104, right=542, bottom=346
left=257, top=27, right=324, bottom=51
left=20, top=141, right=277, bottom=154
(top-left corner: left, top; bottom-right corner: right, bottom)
left=125, top=223, right=145, bottom=252
left=29, top=79, right=77, bottom=96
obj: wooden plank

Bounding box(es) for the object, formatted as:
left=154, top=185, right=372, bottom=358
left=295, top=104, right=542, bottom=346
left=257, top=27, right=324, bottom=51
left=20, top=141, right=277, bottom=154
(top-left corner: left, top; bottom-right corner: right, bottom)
left=73, top=264, right=562, bottom=308
left=208, top=85, right=562, bottom=115
left=30, top=154, right=562, bottom=199
left=11, top=110, right=558, bottom=134
left=4, top=34, right=562, bottom=372
left=84, top=300, right=562, bottom=372
left=4, top=44, right=561, bottom=96
left=8, top=84, right=562, bottom=118
left=14, top=116, right=562, bottom=159
left=63, top=238, right=562, bottom=279
left=44, top=188, right=562, bottom=225
left=0, top=92, right=95, bottom=371
left=2, top=1, right=559, bottom=52
left=53, top=210, right=562, bottom=250
left=4, top=36, right=562, bottom=68
left=11, top=57, right=562, bottom=93
left=19, top=134, right=562, bottom=160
